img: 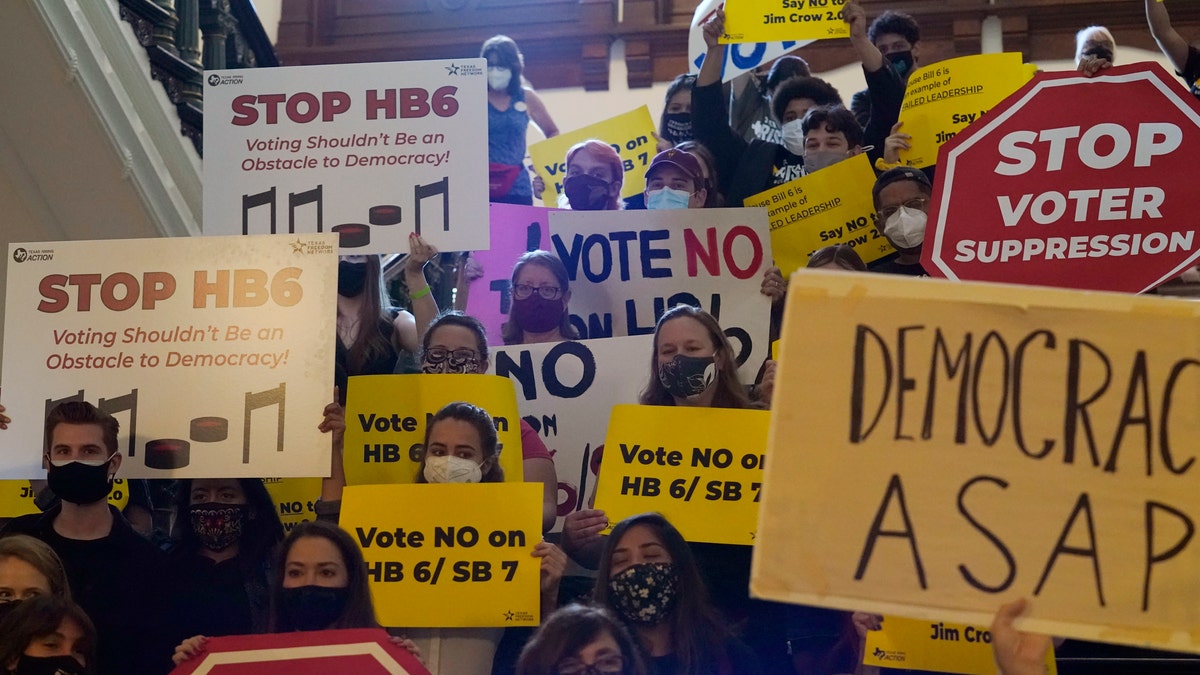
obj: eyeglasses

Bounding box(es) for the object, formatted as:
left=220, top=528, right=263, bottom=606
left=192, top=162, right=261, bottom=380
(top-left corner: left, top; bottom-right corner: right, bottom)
left=423, top=347, right=480, bottom=366
left=554, top=654, right=625, bottom=675
left=877, top=197, right=930, bottom=222
left=513, top=284, right=562, bottom=300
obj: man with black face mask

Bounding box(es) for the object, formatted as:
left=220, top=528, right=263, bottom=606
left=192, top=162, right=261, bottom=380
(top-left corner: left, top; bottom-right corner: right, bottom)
left=851, top=10, right=922, bottom=128
left=1, top=402, right=170, bottom=675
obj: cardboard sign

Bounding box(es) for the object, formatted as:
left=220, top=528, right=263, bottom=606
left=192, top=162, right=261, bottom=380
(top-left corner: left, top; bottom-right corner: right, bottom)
left=203, top=59, right=488, bottom=254
left=722, top=0, right=850, bottom=43
left=593, top=405, right=769, bottom=546
left=864, top=615, right=1057, bottom=674
left=341, top=483, right=541, bottom=627
left=465, top=203, right=553, bottom=342
left=550, top=208, right=773, bottom=382
left=1, top=235, right=337, bottom=479
left=341, top=374, right=523, bottom=485
left=689, top=0, right=813, bottom=82
left=491, top=336, right=651, bottom=532
left=752, top=270, right=1200, bottom=654
left=0, top=479, right=130, bottom=518
left=262, top=477, right=321, bottom=532
left=168, top=628, right=430, bottom=675
left=529, top=107, right=657, bottom=204
left=897, top=53, right=1036, bottom=169
left=924, top=63, right=1200, bottom=293
left=745, top=154, right=893, bottom=275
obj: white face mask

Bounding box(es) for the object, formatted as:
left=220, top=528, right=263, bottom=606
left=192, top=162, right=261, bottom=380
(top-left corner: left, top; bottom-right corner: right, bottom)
left=781, top=119, right=806, bottom=155
left=487, top=67, right=512, bottom=91
left=423, top=455, right=484, bottom=484
left=883, top=205, right=928, bottom=250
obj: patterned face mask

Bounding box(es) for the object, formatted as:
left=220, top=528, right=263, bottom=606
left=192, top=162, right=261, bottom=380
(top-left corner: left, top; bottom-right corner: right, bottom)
left=606, top=562, right=679, bottom=625
left=421, top=347, right=482, bottom=374
left=189, top=502, right=247, bottom=551
left=657, top=354, right=717, bottom=400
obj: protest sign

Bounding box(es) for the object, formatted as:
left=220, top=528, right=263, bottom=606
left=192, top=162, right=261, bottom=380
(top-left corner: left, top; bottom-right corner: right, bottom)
left=745, top=153, right=892, bottom=275
left=491, top=336, right=651, bottom=531
left=263, top=477, right=321, bottom=532
left=924, top=62, right=1200, bottom=293
left=550, top=208, right=772, bottom=382
left=203, top=59, right=488, bottom=254
left=0, top=234, right=337, bottom=479
left=593, top=405, right=769, bottom=546
left=721, top=0, right=850, bottom=44
left=753, top=270, right=1200, bottom=654
left=529, top=107, right=657, bottom=204
left=341, top=483, right=541, bottom=627
left=864, top=615, right=1057, bottom=674
left=897, top=53, right=1036, bottom=169
left=341, top=374, right=523, bottom=485
left=0, top=479, right=129, bottom=519
left=465, top=203, right=552, bottom=341
left=168, top=628, right=429, bottom=675
left=689, top=0, right=813, bottom=82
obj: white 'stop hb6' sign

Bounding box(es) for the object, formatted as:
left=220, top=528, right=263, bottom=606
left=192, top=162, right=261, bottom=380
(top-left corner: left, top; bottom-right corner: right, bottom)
left=924, top=63, right=1200, bottom=294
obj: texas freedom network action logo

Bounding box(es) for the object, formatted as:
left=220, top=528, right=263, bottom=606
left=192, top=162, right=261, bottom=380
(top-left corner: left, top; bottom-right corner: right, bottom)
left=12, top=247, right=53, bottom=263
left=871, top=646, right=907, bottom=663
left=208, top=72, right=245, bottom=87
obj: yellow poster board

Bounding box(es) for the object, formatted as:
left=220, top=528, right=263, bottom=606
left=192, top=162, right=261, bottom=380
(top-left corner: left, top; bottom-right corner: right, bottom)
left=343, top=374, right=523, bottom=486
left=898, top=53, right=1037, bottom=168
left=0, top=479, right=130, bottom=518
left=262, top=477, right=321, bottom=532
left=753, top=270, right=1200, bottom=654
left=529, top=107, right=657, bottom=204
left=593, top=405, right=769, bottom=546
left=341, top=482, right=541, bottom=627
left=745, top=153, right=893, bottom=276
left=722, top=0, right=851, bottom=43
left=864, top=615, right=1057, bottom=674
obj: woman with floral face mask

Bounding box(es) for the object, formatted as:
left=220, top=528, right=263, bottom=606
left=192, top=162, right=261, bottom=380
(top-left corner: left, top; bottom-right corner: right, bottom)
left=166, top=478, right=284, bottom=646
left=593, top=513, right=760, bottom=675
left=501, top=251, right=580, bottom=346
left=482, top=35, right=559, bottom=205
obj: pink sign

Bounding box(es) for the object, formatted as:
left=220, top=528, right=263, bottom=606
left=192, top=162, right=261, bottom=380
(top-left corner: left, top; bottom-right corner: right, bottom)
left=465, top=203, right=552, bottom=341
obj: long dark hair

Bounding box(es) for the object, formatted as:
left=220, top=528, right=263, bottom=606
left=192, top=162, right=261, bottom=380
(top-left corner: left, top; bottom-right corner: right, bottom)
left=174, top=478, right=284, bottom=562
left=638, top=305, right=756, bottom=409
left=593, top=513, right=731, bottom=674
left=501, top=251, right=579, bottom=345
left=0, top=595, right=97, bottom=671
left=481, top=34, right=525, bottom=99
left=516, top=603, right=648, bottom=675
left=342, top=254, right=395, bottom=376
left=415, top=402, right=505, bottom=483
left=269, top=521, right=378, bottom=632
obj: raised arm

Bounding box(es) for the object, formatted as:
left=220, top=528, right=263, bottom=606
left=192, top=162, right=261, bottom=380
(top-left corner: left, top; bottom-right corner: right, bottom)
left=403, top=232, right=440, bottom=346
left=1146, top=0, right=1191, bottom=72
left=845, top=1, right=883, bottom=74
left=525, top=88, right=560, bottom=138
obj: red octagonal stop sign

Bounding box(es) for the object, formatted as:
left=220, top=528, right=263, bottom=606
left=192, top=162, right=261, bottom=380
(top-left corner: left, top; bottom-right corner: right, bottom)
left=169, top=629, right=430, bottom=675
left=923, top=63, right=1200, bottom=292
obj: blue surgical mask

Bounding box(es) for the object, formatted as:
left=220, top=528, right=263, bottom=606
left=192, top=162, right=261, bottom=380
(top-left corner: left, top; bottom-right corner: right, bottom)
left=646, top=187, right=692, bottom=210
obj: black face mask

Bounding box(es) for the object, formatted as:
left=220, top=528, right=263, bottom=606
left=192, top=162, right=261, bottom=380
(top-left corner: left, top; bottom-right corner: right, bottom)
left=13, top=654, right=88, bottom=675
left=887, top=51, right=915, bottom=79
left=337, top=261, right=367, bottom=297
left=563, top=174, right=613, bottom=211
left=660, top=113, right=693, bottom=145
left=0, top=599, right=22, bottom=624
left=46, top=458, right=114, bottom=505
left=279, top=585, right=349, bottom=632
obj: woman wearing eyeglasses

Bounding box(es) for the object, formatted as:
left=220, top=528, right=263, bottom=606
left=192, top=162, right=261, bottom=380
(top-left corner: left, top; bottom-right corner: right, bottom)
left=516, top=604, right=647, bottom=675
left=501, top=251, right=580, bottom=346
left=419, top=311, right=558, bottom=533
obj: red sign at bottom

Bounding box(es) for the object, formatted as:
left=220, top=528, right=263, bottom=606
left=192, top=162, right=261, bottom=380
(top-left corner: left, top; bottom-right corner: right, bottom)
left=169, top=628, right=430, bottom=675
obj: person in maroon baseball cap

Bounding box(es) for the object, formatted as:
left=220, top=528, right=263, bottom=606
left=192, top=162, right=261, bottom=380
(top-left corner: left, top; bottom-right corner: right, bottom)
left=642, top=148, right=708, bottom=210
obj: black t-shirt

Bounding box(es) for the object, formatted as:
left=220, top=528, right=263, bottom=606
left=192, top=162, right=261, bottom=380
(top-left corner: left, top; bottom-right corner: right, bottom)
left=648, top=637, right=762, bottom=675
left=167, top=550, right=269, bottom=640
left=869, top=254, right=928, bottom=277
left=770, top=145, right=806, bottom=187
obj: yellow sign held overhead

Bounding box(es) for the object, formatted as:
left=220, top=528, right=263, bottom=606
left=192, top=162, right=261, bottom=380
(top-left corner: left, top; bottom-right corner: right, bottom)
left=722, top=0, right=851, bottom=43
left=342, top=374, right=523, bottom=486
left=529, top=107, right=657, bottom=204
left=593, top=405, right=769, bottom=546
left=342, top=482, right=542, bottom=627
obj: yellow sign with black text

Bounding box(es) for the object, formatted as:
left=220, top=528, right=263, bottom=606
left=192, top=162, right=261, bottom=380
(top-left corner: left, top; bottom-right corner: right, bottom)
left=262, top=477, right=321, bottom=532
left=752, top=270, right=1200, bottom=654
left=529, top=106, right=657, bottom=204
left=898, top=53, right=1036, bottom=168
left=745, top=153, right=892, bottom=276
left=593, top=405, right=769, bottom=546
left=341, top=482, right=542, bottom=627
left=864, top=615, right=1057, bottom=674
left=722, top=0, right=851, bottom=43
left=343, top=374, right=523, bottom=486
left=0, top=479, right=130, bottom=518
